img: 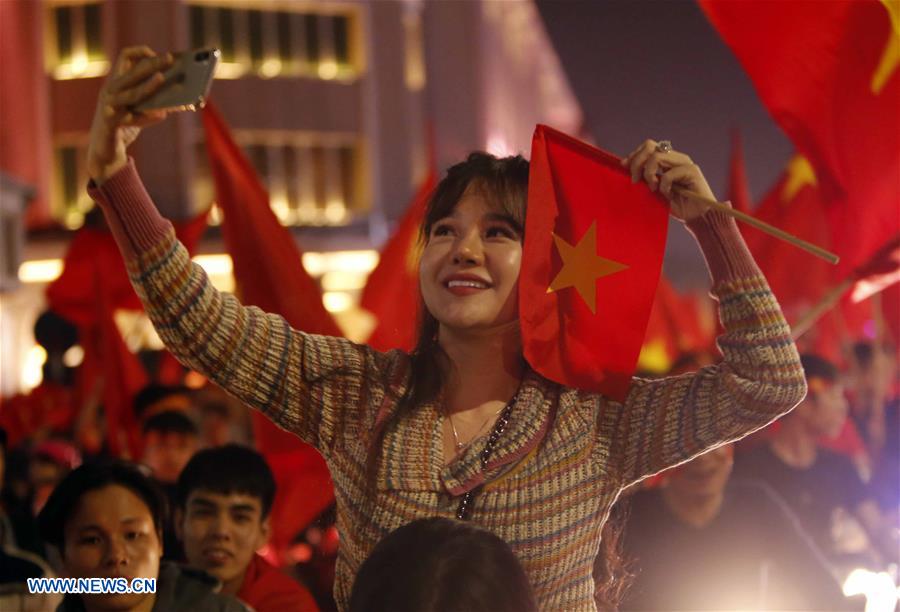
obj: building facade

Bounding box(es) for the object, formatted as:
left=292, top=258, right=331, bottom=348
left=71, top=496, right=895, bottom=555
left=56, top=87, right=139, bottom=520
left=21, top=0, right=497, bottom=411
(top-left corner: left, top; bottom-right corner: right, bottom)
left=0, top=0, right=581, bottom=396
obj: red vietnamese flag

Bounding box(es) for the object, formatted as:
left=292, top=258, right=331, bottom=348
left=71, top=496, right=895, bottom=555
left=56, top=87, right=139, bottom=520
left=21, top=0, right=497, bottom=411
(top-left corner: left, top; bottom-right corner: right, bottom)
left=730, top=154, right=873, bottom=363
left=46, top=227, right=142, bottom=327
left=882, top=284, right=900, bottom=359
left=95, top=295, right=147, bottom=458
left=360, top=169, right=437, bottom=352
left=727, top=128, right=752, bottom=215
left=735, top=154, right=835, bottom=315
left=521, top=125, right=668, bottom=400
left=47, top=211, right=210, bottom=327
left=850, top=234, right=900, bottom=303
left=201, top=103, right=342, bottom=340
left=201, top=101, right=342, bottom=452
left=644, top=277, right=717, bottom=362
left=202, top=102, right=335, bottom=563
left=700, top=0, right=900, bottom=273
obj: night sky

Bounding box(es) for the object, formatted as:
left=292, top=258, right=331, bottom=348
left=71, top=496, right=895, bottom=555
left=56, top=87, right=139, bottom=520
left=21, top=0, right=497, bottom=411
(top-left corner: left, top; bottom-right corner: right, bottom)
left=537, top=0, right=794, bottom=288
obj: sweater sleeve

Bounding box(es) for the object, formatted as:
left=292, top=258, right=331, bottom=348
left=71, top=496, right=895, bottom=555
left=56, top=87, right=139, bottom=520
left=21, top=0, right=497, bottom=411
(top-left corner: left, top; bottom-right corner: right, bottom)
left=88, top=160, right=390, bottom=454
left=596, top=209, right=807, bottom=489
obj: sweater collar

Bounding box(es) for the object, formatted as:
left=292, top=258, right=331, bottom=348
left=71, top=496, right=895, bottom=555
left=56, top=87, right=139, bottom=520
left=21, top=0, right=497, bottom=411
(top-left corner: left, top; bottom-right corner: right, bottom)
left=437, top=367, right=558, bottom=495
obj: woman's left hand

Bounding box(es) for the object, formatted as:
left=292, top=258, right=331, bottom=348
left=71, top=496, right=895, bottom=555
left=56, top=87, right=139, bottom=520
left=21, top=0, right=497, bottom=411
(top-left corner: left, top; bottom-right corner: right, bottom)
left=621, top=139, right=722, bottom=222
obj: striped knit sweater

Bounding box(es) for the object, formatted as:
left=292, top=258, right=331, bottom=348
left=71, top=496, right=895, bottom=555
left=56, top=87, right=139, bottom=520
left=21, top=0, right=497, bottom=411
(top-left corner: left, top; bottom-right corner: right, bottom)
left=90, top=160, right=806, bottom=611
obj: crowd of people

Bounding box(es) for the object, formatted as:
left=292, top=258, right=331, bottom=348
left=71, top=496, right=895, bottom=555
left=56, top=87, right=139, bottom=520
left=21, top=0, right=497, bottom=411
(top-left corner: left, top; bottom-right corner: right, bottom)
left=0, top=45, right=897, bottom=611
left=604, top=348, right=899, bottom=610
left=2, top=341, right=896, bottom=611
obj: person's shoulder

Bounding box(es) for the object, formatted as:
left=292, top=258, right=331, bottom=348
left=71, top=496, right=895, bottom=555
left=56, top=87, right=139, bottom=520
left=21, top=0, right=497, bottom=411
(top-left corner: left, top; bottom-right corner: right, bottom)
left=814, top=448, right=859, bottom=476
left=732, top=442, right=777, bottom=471
left=238, top=555, right=318, bottom=612
left=727, top=479, right=789, bottom=513
left=155, top=562, right=250, bottom=612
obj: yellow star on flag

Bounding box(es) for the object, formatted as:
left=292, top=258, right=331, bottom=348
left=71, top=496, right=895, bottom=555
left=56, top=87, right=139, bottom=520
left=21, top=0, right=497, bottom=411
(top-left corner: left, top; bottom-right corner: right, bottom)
left=547, top=222, right=628, bottom=314
left=871, top=0, right=900, bottom=95
left=781, top=154, right=817, bottom=203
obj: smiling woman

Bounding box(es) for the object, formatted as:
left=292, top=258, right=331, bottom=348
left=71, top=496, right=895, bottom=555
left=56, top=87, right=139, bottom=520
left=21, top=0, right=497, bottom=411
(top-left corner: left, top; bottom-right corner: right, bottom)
left=84, top=46, right=807, bottom=611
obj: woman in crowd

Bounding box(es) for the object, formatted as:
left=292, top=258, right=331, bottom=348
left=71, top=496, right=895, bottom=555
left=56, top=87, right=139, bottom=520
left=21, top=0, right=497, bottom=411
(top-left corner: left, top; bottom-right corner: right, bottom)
left=85, top=46, right=806, bottom=610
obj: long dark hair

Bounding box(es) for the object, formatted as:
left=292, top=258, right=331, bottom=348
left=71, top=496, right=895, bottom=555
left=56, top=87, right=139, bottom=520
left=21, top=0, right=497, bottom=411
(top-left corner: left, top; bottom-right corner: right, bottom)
left=362, top=151, right=628, bottom=608
left=364, top=151, right=529, bottom=478
left=349, top=517, right=537, bottom=612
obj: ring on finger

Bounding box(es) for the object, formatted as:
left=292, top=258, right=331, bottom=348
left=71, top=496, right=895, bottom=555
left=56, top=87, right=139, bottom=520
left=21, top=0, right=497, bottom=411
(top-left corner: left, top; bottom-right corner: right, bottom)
left=656, top=140, right=673, bottom=154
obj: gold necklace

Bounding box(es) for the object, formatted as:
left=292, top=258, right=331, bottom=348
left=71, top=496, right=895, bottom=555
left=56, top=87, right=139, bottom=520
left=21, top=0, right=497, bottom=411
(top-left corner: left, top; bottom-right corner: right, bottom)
left=447, top=404, right=507, bottom=452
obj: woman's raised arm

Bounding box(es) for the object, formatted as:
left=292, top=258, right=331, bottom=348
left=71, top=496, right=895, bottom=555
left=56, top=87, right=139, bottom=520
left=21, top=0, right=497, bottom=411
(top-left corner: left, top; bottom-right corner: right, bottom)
left=86, top=48, right=392, bottom=454
left=594, top=140, right=807, bottom=487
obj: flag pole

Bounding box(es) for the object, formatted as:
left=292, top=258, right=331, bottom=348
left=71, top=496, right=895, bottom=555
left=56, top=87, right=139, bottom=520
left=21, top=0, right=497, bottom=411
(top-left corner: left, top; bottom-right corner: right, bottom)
left=790, top=277, right=855, bottom=340
left=676, top=187, right=840, bottom=265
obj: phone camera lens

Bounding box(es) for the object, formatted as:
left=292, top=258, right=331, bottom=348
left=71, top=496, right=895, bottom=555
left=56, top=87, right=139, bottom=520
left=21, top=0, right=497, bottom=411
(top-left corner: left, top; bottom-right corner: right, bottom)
left=195, top=51, right=210, bottom=62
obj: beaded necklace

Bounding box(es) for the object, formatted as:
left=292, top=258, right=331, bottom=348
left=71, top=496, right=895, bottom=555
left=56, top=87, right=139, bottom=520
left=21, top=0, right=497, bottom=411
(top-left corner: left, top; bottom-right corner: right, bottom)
left=455, top=392, right=518, bottom=520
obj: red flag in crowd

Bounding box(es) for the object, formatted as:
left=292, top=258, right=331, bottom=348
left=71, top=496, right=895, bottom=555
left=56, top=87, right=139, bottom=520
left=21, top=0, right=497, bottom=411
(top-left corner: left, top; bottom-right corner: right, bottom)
left=727, top=128, right=752, bottom=214
left=360, top=170, right=437, bottom=352
left=700, top=0, right=900, bottom=273
left=850, top=234, right=900, bottom=303
left=201, top=102, right=336, bottom=562
left=46, top=227, right=143, bottom=326
left=643, top=277, right=716, bottom=369
left=44, top=211, right=211, bottom=456
left=46, top=227, right=145, bottom=457
left=201, top=104, right=342, bottom=339
left=521, top=125, right=669, bottom=400
left=201, top=101, right=342, bottom=452
left=95, top=295, right=147, bottom=458
left=728, top=151, right=879, bottom=364
left=882, top=284, right=900, bottom=358
left=732, top=154, right=834, bottom=314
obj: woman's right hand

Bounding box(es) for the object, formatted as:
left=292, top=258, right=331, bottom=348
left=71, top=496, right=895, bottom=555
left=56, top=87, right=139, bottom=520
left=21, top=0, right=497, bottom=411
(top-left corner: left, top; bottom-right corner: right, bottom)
left=87, top=46, right=174, bottom=183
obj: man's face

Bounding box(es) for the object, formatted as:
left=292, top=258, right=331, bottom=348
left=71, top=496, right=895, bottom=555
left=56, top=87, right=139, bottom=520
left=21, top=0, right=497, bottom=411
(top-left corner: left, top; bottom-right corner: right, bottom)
left=801, top=380, right=849, bottom=438
left=178, top=489, right=269, bottom=593
left=141, top=431, right=198, bottom=484
left=668, top=445, right=734, bottom=498
left=62, top=485, right=162, bottom=611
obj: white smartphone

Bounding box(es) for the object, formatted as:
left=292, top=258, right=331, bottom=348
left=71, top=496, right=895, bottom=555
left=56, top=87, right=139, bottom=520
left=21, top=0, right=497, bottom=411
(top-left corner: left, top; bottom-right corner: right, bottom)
left=134, top=48, right=220, bottom=113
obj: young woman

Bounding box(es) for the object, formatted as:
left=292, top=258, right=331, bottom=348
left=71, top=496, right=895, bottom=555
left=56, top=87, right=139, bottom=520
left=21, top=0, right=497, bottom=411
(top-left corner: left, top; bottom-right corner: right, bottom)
left=86, top=47, right=806, bottom=610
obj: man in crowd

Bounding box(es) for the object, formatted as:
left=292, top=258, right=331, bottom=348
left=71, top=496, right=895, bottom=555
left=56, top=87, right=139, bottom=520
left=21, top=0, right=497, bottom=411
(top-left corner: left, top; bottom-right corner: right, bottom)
left=176, top=444, right=319, bottom=611
left=619, top=444, right=853, bottom=610
left=141, top=410, right=199, bottom=486
left=847, top=341, right=899, bottom=514
left=141, top=410, right=201, bottom=561
left=38, top=461, right=247, bottom=612
left=733, top=353, right=894, bottom=568
left=134, top=383, right=195, bottom=424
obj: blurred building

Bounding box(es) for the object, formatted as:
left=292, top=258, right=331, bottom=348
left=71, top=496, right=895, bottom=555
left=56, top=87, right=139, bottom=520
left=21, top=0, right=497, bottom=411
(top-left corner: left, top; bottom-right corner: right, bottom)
left=0, top=0, right=581, bottom=397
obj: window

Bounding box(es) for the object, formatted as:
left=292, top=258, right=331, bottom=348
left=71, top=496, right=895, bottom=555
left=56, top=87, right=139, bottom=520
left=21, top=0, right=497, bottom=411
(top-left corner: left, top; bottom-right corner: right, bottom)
left=187, top=3, right=358, bottom=80
left=48, top=2, right=109, bottom=79
left=194, top=133, right=365, bottom=227
left=53, top=141, right=93, bottom=229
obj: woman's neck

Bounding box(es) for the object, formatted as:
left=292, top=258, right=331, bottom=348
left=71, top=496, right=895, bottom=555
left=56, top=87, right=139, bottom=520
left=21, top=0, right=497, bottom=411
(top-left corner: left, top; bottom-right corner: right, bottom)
left=770, top=417, right=818, bottom=468
left=438, top=321, right=524, bottom=413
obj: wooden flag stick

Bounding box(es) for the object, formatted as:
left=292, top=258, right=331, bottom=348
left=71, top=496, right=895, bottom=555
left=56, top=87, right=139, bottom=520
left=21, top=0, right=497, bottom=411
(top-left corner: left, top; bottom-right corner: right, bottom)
left=675, top=187, right=840, bottom=265
left=790, top=277, right=855, bottom=340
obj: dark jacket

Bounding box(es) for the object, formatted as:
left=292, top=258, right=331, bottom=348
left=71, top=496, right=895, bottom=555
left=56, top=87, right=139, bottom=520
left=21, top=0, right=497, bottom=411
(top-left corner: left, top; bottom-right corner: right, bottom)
left=57, top=561, right=249, bottom=612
